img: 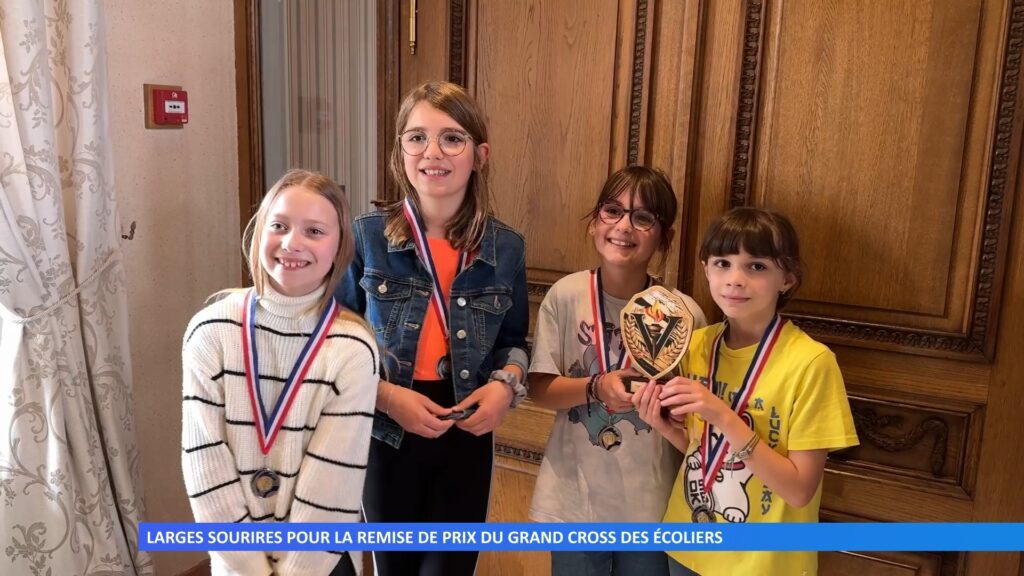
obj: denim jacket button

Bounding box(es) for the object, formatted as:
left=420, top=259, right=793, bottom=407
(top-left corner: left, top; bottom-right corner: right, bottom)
left=457, top=297, right=467, bottom=307
left=459, top=369, right=470, bottom=380
left=456, top=329, right=467, bottom=340
left=377, top=282, right=388, bottom=294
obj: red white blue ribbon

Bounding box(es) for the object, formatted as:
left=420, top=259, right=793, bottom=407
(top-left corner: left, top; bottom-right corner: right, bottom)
left=402, top=198, right=470, bottom=339
left=589, top=268, right=650, bottom=374
left=242, top=289, right=339, bottom=454
left=699, top=314, right=785, bottom=492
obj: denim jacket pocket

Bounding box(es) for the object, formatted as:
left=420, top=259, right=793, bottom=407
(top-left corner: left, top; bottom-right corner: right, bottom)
left=359, top=272, right=414, bottom=342
left=469, top=291, right=513, bottom=352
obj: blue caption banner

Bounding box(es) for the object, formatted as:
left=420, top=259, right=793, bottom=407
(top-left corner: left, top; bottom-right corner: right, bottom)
left=139, top=522, right=1024, bottom=552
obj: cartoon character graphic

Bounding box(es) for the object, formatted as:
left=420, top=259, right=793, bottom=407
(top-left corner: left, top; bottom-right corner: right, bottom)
left=682, top=437, right=756, bottom=523
left=567, top=320, right=652, bottom=450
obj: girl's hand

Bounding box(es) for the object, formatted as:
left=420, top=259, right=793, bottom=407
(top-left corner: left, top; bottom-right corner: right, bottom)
left=384, top=383, right=455, bottom=438
left=451, top=379, right=514, bottom=436
left=659, top=376, right=734, bottom=428
left=595, top=369, right=637, bottom=413
left=632, top=380, right=690, bottom=452
left=631, top=381, right=672, bottom=433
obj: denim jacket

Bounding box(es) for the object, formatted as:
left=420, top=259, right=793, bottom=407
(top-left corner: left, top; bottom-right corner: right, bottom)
left=336, top=211, right=529, bottom=448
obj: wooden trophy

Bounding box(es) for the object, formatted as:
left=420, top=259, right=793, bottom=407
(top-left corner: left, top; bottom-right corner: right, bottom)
left=620, top=285, right=695, bottom=393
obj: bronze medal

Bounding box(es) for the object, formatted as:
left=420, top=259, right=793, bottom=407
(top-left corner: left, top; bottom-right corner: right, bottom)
left=598, top=424, right=623, bottom=451
left=691, top=506, right=717, bottom=523
left=620, top=286, right=695, bottom=393
left=436, top=354, right=452, bottom=380
left=251, top=469, right=280, bottom=498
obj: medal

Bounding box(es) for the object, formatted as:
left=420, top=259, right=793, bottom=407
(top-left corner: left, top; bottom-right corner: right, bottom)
left=691, top=506, right=717, bottom=523
left=683, top=460, right=717, bottom=522
left=251, top=469, right=280, bottom=498
left=242, top=289, right=339, bottom=454
left=436, top=355, right=452, bottom=379
left=403, top=198, right=471, bottom=379
left=698, top=315, right=785, bottom=492
left=598, top=424, right=623, bottom=451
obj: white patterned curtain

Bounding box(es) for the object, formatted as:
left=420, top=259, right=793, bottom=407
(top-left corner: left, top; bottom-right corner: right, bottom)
left=0, top=2, right=152, bottom=575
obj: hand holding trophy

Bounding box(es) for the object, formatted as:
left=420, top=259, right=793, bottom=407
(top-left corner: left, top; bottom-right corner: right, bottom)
left=620, top=285, right=695, bottom=393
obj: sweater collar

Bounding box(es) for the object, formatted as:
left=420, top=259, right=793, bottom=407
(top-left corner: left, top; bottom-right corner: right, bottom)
left=257, top=283, right=326, bottom=321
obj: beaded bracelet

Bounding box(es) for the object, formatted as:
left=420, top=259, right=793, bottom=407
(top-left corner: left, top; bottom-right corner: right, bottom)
left=585, top=372, right=604, bottom=416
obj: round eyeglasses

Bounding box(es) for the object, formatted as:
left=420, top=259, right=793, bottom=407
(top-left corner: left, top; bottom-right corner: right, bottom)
left=398, top=130, right=473, bottom=157
left=598, top=203, right=660, bottom=231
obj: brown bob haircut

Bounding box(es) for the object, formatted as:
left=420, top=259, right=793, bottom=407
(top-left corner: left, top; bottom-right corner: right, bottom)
left=699, top=207, right=803, bottom=310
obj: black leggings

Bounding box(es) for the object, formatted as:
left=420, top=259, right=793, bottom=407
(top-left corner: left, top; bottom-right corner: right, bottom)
left=363, top=379, right=494, bottom=576
left=327, top=552, right=356, bottom=576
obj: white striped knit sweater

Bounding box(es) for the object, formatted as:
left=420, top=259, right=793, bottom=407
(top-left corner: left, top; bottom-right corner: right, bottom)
left=181, top=285, right=378, bottom=576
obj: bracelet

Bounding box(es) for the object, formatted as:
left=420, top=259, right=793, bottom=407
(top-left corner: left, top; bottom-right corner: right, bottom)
left=383, top=384, right=395, bottom=416
left=725, top=431, right=761, bottom=464
left=585, top=373, right=602, bottom=416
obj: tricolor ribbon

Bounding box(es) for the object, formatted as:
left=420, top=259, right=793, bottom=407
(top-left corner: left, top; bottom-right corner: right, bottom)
left=589, top=268, right=651, bottom=374
left=242, top=289, right=339, bottom=454
left=699, top=314, right=785, bottom=492
left=402, top=198, right=470, bottom=340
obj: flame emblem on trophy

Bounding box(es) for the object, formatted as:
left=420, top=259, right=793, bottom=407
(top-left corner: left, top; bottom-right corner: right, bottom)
left=620, top=286, right=695, bottom=392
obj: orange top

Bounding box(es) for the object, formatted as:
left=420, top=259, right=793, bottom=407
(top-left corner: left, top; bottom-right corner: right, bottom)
left=413, top=237, right=460, bottom=380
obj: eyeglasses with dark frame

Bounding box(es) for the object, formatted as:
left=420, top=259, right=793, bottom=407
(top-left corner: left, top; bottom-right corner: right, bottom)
left=398, top=130, right=474, bottom=157
left=597, top=202, right=660, bottom=231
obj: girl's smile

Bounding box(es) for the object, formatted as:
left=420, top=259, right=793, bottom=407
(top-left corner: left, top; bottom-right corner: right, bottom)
left=402, top=103, right=486, bottom=204
left=259, top=185, right=340, bottom=297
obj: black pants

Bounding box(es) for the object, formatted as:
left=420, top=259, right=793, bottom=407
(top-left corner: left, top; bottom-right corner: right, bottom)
left=363, top=379, right=494, bottom=576
left=328, top=552, right=356, bottom=576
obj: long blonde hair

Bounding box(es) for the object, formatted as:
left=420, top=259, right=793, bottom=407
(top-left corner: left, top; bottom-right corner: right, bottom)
left=238, top=169, right=361, bottom=324
left=384, top=81, right=492, bottom=251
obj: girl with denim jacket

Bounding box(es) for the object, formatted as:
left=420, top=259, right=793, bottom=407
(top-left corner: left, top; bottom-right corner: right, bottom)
left=336, top=81, right=529, bottom=576
left=528, top=166, right=706, bottom=576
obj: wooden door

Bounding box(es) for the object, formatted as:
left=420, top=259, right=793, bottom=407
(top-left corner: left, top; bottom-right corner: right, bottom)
left=379, top=1, right=1024, bottom=574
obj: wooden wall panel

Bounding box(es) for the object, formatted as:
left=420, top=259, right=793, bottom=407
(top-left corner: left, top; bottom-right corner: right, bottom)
left=728, top=0, right=1021, bottom=360
left=829, top=397, right=981, bottom=499
left=820, top=551, right=945, bottom=576
left=480, top=459, right=550, bottom=576
left=754, top=0, right=982, bottom=319
left=472, top=0, right=626, bottom=282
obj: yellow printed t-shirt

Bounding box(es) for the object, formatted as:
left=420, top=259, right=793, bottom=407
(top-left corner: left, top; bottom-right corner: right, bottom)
left=663, top=320, right=859, bottom=576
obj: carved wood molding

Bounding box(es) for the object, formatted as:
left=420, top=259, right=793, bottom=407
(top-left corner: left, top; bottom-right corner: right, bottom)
left=495, top=442, right=545, bottom=464
left=448, top=0, right=467, bottom=85
left=788, top=316, right=983, bottom=356
left=527, top=281, right=551, bottom=298
left=729, top=0, right=1024, bottom=360
left=627, top=0, right=650, bottom=165
left=729, top=0, right=764, bottom=208
left=851, top=406, right=949, bottom=477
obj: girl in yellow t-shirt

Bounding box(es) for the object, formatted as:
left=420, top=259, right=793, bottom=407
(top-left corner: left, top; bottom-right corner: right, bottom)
left=632, top=207, right=859, bottom=576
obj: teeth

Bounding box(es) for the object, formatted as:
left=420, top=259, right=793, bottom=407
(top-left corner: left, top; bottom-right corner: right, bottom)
left=278, top=259, right=309, bottom=269
left=608, top=238, right=635, bottom=247
left=422, top=169, right=450, bottom=176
